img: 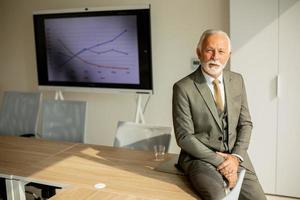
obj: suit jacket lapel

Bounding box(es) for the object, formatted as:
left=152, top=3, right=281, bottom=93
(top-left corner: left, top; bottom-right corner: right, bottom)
left=224, top=71, right=233, bottom=133
left=192, top=69, right=223, bottom=131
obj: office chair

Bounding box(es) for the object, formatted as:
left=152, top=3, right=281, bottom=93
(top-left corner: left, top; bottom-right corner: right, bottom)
left=0, top=91, right=41, bottom=199
left=25, top=99, right=87, bottom=199
left=222, top=169, right=246, bottom=200
left=113, top=121, right=172, bottom=152
left=0, top=91, right=41, bottom=137
left=41, top=99, right=87, bottom=142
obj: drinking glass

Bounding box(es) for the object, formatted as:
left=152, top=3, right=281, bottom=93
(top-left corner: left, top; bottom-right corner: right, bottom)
left=153, top=145, right=166, bottom=161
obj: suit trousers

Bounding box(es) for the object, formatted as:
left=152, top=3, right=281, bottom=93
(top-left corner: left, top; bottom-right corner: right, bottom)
left=187, top=159, right=266, bottom=200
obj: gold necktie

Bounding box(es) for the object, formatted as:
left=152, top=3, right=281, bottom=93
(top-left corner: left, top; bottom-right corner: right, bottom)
left=212, top=79, right=224, bottom=111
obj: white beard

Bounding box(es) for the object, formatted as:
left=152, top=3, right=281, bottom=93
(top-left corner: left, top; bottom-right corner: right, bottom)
left=201, top=60, right=227, bottom=77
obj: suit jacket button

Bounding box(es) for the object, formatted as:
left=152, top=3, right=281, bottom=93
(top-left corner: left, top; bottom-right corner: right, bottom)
left=218, top=136, right=222, bottom=141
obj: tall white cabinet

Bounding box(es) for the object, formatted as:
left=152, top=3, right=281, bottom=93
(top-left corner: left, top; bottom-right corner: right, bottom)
left=277, top=0, right=300, bottom=196
left=230, top=0, right=300, bottom=197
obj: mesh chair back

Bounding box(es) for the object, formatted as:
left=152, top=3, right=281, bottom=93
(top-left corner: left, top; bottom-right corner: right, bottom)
left=113, top=121, right=172, bottom=152
left=0, top=91, right=41, bottom=136
left=41, top=100, right=87, bottom=143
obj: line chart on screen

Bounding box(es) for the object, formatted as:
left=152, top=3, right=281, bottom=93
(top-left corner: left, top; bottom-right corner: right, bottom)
left=45, top=15, right=140, bottom=84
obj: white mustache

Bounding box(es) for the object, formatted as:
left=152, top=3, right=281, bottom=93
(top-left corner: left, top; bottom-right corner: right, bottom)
left=207, top=60, right=222, bottom=66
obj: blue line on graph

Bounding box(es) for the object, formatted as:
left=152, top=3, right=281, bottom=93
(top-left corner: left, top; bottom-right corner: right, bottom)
left=59, top=29, right=127, bottom=67
left=86, top=29, right=127, bottom=50
left=89, top=49, right=128, bottom=55
left=112, top=49, right=128, bottom=55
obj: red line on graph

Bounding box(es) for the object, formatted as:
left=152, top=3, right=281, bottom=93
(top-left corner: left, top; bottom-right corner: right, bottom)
left=76, top=56, right=129, bottom=70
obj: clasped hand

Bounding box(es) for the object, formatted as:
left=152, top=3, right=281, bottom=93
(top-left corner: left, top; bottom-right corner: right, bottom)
left=217, top=152, right=239, bottom=189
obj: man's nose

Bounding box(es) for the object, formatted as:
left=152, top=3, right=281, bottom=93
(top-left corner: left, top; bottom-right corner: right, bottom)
left=211, top=51, right=219, bottom=61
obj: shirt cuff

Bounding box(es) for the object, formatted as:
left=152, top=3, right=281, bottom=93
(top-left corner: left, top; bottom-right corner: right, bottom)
left=232, top=153, right=244, bottom=162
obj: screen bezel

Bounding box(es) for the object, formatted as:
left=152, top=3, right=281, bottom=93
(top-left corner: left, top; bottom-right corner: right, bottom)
left=33, top=5, right=153, bottom=94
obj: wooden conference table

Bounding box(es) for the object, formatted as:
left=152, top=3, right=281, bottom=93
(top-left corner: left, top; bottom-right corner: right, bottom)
left=0, top=135, right=198, bottom=200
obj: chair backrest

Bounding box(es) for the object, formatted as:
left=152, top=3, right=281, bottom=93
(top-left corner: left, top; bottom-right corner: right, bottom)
left=0, top=91, right=41, bottom=136
left=113, top=121, right=172, bottom=152
left=41, top=100, right=87, bottom=143
left=222, top=169, right=246, bottom=200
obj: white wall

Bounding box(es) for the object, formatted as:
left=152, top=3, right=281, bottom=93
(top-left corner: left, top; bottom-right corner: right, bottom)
left=0, top=0, right=229, bottom=153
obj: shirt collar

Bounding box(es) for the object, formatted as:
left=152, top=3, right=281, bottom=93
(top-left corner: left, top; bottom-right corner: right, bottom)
left=201, top=68, right=223, bottom=84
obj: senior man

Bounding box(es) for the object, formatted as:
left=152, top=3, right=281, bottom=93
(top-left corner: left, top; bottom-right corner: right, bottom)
left=172, top=29, right=266, bottom=200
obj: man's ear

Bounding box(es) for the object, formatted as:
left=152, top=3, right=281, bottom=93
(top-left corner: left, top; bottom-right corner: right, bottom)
left=196, top=48, right=201, bottom=59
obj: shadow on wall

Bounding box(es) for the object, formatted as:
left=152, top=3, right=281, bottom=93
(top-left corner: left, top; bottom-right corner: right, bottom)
left=230, top=0, right=298, bottom=51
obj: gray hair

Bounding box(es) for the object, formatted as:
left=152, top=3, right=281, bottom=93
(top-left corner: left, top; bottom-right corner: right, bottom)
left=197, top=29, right=232, bottom=52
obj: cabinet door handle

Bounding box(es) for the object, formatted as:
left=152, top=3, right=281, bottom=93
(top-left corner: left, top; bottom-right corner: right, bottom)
left=276, top=75, right=280, bottom=98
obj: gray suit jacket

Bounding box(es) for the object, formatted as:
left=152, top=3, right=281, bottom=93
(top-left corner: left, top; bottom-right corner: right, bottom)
left=172, top=68, right=255, bottom=174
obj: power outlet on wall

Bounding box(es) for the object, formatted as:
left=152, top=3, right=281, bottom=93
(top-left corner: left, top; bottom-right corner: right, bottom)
left=191, top=57, right=200, bottom=71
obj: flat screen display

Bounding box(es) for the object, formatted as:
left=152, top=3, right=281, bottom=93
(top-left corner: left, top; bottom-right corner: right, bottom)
left=33, top=6, right=152, bottom=93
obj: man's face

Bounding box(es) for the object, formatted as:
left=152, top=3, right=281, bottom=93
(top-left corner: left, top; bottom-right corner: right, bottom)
left=197, top=33, right=231, bottom=78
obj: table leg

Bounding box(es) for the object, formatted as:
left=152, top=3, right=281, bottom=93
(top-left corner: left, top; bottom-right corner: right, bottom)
left=5, top=179, right=26, bottom=200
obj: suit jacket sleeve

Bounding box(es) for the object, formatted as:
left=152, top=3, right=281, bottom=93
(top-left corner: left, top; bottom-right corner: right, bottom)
left=231, top=76, right=253, bottom=160
left=172, top=83, right=225, bottom=167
